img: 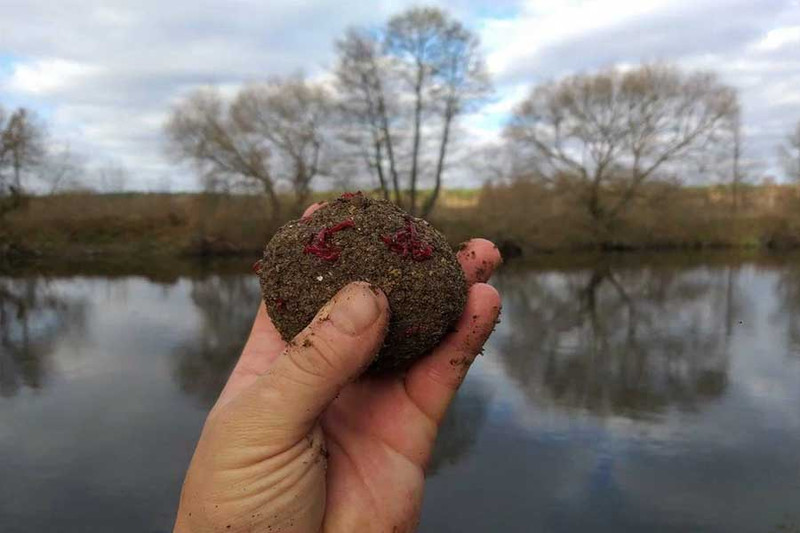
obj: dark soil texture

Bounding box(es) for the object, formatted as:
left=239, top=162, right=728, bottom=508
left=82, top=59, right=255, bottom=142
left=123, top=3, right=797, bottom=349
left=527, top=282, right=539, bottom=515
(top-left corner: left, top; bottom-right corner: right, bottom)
left=256, top=194, right=467, bottom=373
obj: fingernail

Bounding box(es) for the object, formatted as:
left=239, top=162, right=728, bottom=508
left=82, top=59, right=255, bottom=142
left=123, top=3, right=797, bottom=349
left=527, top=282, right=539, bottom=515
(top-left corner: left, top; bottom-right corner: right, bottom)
left=328, top=283, right=383, bottom=336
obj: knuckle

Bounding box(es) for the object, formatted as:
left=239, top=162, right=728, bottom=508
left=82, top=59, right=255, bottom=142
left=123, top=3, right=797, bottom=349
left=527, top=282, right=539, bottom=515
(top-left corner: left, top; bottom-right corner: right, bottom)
left=286, top=334, right=342, bottom=381
left=426, top=354, right=472, bottom=391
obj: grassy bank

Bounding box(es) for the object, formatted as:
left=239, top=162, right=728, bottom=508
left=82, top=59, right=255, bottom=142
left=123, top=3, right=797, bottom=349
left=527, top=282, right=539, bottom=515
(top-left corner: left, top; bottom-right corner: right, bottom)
left=2, top=183, right=800, bottom=261
left=435, top=181, right=800, bottom=255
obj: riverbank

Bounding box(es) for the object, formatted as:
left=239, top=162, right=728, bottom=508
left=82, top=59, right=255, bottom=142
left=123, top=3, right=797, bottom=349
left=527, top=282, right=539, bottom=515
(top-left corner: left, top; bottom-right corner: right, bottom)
left=2, top=183, right=799, bottom=262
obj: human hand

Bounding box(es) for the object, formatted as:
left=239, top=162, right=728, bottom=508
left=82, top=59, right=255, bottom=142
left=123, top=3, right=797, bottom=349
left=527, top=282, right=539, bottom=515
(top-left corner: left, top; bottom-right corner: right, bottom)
left=174, top=205, right=502, bottom=533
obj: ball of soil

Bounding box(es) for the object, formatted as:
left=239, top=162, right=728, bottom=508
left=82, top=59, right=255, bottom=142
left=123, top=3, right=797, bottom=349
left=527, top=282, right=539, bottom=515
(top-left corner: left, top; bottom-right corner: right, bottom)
left=256, top=193, right=467, bottom=374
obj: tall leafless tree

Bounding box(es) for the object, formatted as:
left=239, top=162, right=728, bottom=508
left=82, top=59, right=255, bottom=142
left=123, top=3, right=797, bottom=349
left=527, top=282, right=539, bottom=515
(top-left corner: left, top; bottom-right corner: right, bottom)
left=335, top=29, right=401, bottom=204
left=335, top=7, right=490, bottom=216
left=730, top=108, right=745, bottom=211
left=166, top=89, right=278, bottom=216
left=233, top=78, right=332, bottom=213
left=0, top=106, right=45, bottom=219
left=42, top=146, right=86, bottom=194
left=505, top=64, right=738, bottom=242
left=779, top=120, right=800, bottom=183
left=720, top=106, right=762, bottom=212
left=95, top=162, right=130, bottom=193
left=165, top=77, right=334, bottom=221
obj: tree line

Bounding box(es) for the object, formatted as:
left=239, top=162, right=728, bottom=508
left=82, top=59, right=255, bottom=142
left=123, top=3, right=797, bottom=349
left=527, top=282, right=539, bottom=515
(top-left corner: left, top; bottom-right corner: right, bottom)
left=0, top=108, right=43, bottom=219
left=0, top=104, right=126, bottom=228
left=166, top=7, right=490, bottom=220
left=3, top=5, right=800, bottom=230
left=164, top=6, right=800, bottom=225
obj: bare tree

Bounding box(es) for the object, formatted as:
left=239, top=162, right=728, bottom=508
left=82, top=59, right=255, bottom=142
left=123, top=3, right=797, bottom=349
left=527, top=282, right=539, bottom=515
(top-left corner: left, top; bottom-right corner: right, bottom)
left=165, top=77, right=333, bottom=221
left=730, top=109, right=744, bottom=211
left=40, top=146, right=85, bottom=194
left=232, top=77, right=332, bottom=213
left=505, top=64, right=737, bottom=242
left=473, top=142, right=515, bottom=184
left=335, top=7, right=490, bottom=216
left=779, top=120, right=800, bottom=183
left=166, top=89, right=277, bottom=217
left=95, top=162, right=129, bottom=193
left=1, top=106, right=45, bottom=219
left=720, top=107, right=762, bottom=212
left=335, top=29, right=400, bottom=203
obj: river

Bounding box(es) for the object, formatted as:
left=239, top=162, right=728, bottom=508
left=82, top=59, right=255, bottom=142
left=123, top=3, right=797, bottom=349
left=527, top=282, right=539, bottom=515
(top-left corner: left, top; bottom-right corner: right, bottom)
left=1, top=253, right=799, bottom=532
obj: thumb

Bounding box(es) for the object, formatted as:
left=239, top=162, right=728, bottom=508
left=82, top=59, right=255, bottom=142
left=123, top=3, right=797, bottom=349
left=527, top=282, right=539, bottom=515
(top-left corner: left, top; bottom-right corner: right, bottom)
left=238, top=282, right=389, bottom=442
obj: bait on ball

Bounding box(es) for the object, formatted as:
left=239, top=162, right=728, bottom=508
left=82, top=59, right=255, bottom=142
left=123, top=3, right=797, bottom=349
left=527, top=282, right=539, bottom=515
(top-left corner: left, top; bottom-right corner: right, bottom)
left=255, top=193, right=467, bottom=374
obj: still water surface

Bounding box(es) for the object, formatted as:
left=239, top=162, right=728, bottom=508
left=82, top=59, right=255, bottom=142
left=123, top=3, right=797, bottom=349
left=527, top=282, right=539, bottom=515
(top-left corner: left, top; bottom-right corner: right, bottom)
left=1, top=255, right=799, bottom=532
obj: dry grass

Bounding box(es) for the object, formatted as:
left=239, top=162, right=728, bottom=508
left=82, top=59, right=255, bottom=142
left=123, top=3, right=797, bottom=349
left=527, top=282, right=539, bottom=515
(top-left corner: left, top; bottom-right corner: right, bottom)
left=431, top=182, right=800, bottom=254
left=3, top=185, right=800, bottom=259
left=4, top=192, right=274, bottom=256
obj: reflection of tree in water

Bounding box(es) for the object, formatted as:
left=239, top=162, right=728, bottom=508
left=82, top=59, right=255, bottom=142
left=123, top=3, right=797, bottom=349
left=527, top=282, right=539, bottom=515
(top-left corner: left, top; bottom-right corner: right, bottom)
left=775, top=264, right=800, bottom=358
left=172, top=275, right=262, bottom=406
left=0, top=278, right=87, bottom=397
left=428, top=385, right=490, bottom=476
left=495, top=265, right=744, bottom=418
left=172, top=274, right=492, bottom=470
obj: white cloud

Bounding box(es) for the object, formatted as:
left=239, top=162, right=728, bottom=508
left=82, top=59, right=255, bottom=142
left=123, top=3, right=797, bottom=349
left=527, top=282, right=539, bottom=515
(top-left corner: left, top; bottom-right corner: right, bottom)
left=0, top=0, right=414, bottom=190
left=478, top=0, right=800, bottom=179
left=483, top=0, right=674, bottom=78
left=754, top=24, right=800, bottom=51
left=4, top=59, right=100, bottom=96
left=0, top=0, right=799, bottom=189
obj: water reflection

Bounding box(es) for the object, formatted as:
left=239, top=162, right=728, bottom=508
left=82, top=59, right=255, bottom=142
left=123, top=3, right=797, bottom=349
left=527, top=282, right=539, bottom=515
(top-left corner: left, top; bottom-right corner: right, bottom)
left=171, top=275, right=261, bottom=406
left=494, top=265, right=746, bottom=417
left=0, top=278, right=86, bottom=397
left=428, top=384, right=490, bottom=475
left=1, top=258, right=799, bottom=533
left=774, top=264, right=800, bottom=358
left=169, top=273, right=493, bottom=466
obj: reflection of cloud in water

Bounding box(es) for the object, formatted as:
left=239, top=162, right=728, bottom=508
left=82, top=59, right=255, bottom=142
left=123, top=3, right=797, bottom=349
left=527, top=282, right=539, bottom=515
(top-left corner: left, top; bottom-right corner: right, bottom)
left=170, top=275, right=262, bottom=406
left=0, top=278, right=88, bottom=397
left=492, top=265, right=747, bottom=418
left=422, top=265, right=800, bottom=532
left=2, top=262, right=799, bottom=533
left=773, top=263, right=800, bottom=359
left=427, top=378, right=492, bottom=476
left=0, top=277, right=208, bottom=532
left=168, top=273, right=496, bottom=467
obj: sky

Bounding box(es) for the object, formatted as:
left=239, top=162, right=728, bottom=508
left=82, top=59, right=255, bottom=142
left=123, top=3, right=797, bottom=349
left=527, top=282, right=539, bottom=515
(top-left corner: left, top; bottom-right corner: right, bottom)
left=1, top=0, right=799, bottom=191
